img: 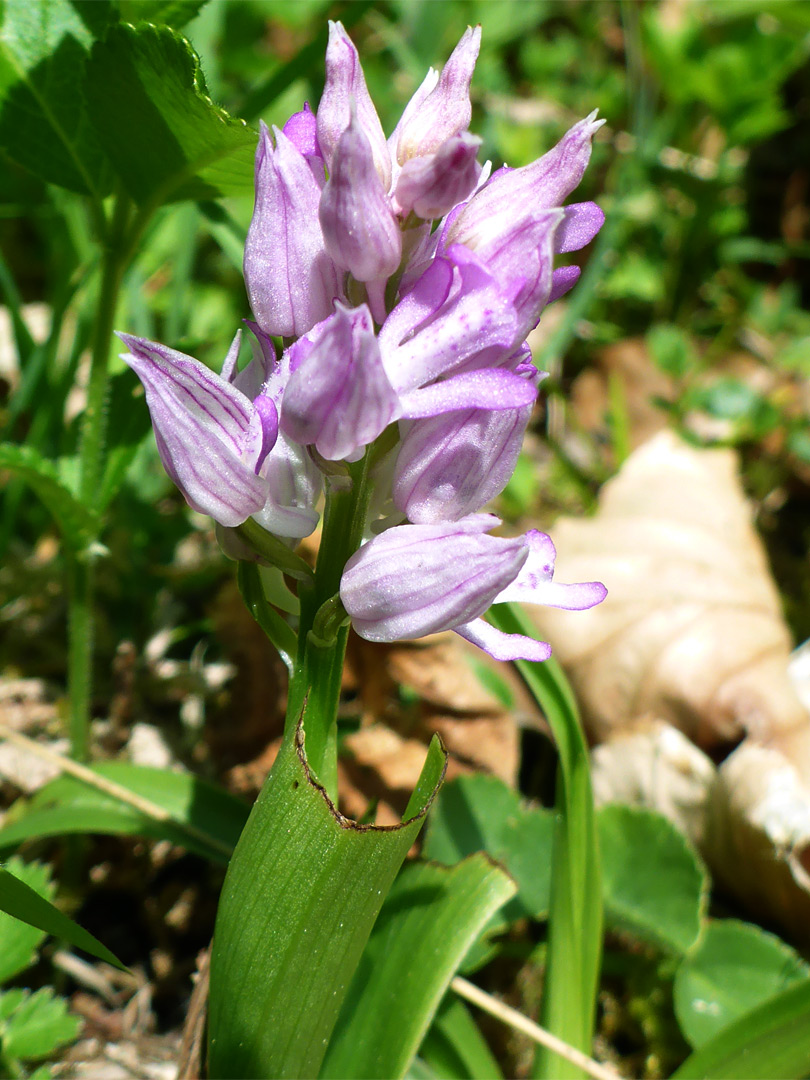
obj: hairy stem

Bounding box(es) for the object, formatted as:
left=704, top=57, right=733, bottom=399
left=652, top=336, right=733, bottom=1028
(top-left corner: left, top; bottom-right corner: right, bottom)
left=67, top=192, right=132, bottom=761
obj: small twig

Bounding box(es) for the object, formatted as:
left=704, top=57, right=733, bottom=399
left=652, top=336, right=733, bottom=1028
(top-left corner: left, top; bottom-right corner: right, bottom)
left=451, top=976, right=621, bottom=1080
left=0, top=723, right=233, bottom=860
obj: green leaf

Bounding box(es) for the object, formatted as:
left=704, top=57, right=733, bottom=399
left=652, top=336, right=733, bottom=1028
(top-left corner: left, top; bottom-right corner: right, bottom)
left=423, top=773, right=554, bottom=921
left=671, top=979, right=810, bottom=1080
left=0, top=857, right=53, bottom=983
left=117, top=0, right=207, bottom=29
left=674, top=920, right=810, bottom=1049
left=488, top=604, right=602, bottom=1080
left=0, top=864, right=123, bottom=969
left=207, top=728, right=447, bottom=1079
left=0, top=987, right=80, bottom=1062
left=0, top=442, right=99, bottom=551
left=321, top=856, right=516, bottom=1079
left=0, top=0, right=113, bottom=196
left=237, top=561, right=297, bottom=672
left=598, top=805, right=707, bottom=956
left=419, top=997, right=503, bottom=1080
left=85, top=22, right=255, bottom=208
left=0, top=763, right=249, bottom=865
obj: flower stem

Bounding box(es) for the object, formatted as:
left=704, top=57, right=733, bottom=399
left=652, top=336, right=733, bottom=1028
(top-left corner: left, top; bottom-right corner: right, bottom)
left=286, top=452, right=373, bottom=797
left=67, top=192, right=132, bottom=762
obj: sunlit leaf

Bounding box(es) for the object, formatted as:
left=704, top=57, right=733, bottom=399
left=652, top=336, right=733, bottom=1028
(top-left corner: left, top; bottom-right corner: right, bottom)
left=208, top=729, right=447, bottom=1079
left=674, top=920, right=810, bottom=1049
left=322, top=856, right=515, bottom=1079
left=85, top=22, right=255, bottom=208
left=0, top=0, right=114, bottom=196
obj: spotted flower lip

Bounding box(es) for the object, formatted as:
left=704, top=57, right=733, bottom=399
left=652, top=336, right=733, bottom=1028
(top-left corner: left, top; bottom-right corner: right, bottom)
left=340, top=514, right=607, bottom=662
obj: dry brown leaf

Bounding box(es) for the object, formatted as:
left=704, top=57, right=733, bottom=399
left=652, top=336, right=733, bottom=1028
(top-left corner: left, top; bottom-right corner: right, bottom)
left=534, top=431, right=810, bottom=939
left=531, top=430, right=807, bottom=751
left=591, top=718, right=716, bottom=849
left=347, top=632, right=540, bottom=789
left=705, top=740, right=810, bottom=942
left=570, top=337, right=674, bottom=452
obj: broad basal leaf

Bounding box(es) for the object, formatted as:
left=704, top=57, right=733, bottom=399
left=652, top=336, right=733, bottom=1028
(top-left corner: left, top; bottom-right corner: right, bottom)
left=0, top=762, right=249, bottom=865
left=208, top=727, right=447, bottom=1080
left=85, top=22, right=256, bottom=207
left=0, top=0, right=114, bottom=196
left=423, top=773, right=554, bottom=921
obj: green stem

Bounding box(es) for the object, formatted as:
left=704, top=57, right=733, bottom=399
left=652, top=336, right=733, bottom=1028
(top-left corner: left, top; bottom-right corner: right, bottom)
left=286, top=453, right=374, bottom=797
left=66, top=192, right=133, bottom=762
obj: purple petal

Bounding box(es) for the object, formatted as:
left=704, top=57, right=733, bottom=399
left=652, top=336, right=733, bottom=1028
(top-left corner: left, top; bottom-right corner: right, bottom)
left=253, top=431, right=322, bottom=539
left=495, top=530, right=607, bottom=609
left=555, top=201, right=604, bottom=253
left=280, top=303, right=399, bottom=460
left=447, top=111, right=604, bottom=245
left=548, top=265, right=581, bottom=304
left=393, top=400, right=533, bottom=523
left=319, top=112, right=402, bottom=282
left=393, top=133, right=482, bottom=220
left=317, top=21, right=391, bottom=188
left=378, top=256, right=454, bottom=353
left=398, top=367, right=536, bottom=418
left=244, top=123, right=339, bottom=338
left=390, top=26, right=481, bottom=164
left=453, top=619, right=552, bottom=662
left=340, top=514, right=527, bottom=642
left=282, top=102, right=322, bottom=162
left=252, top=394, right=279, bottom=470
left=118, top=334, right=268, bottom=527
left=383, top=247, right=519, bottom=391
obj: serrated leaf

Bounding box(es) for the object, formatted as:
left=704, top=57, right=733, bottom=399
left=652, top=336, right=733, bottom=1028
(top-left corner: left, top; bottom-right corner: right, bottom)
left=321, top=857, right=515, bottom=1079
left=0, top=857, right=53, bottom=982
left=674, top=920, right=810, bottom=1049
left=0, top=864, right=123, bottom=969
left=85, top=22, right=255, bottom=208
left=598, top=804, right=707, bottom=956
left=0, top=0, right=114, bottom=196
left=207, top=729, right=447, bottom=1079
left=0, top=762, right=249, bottom=865
left=0, top=442, right=99, bottom=550
left=117, top=0, right=207, bottom=29
left=0, top=987, right=80, bottom=1062
left=423, top=773, right=554, bottom=922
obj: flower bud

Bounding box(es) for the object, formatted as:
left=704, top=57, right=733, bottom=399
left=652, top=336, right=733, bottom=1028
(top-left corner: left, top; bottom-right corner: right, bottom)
left=319, top=112, right=402, bottom=282
left=391, top=26, right=481, bottom=165
left=244, top=123, right=339, bottom=338
left=394, top=133, right=482, bottom=220
left=317, top=21, right=391, bottom=188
